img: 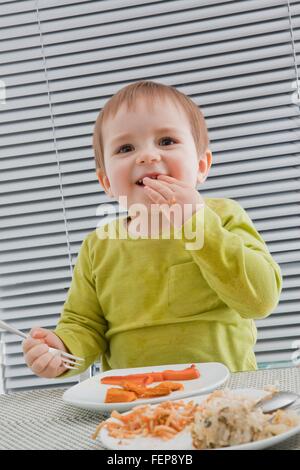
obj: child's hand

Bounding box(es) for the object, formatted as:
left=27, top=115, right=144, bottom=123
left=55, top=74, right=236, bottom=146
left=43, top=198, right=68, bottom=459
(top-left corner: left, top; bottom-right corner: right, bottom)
left=143, top=175, right=205, bottom=228
left=22, top=327, right=69, bottom=378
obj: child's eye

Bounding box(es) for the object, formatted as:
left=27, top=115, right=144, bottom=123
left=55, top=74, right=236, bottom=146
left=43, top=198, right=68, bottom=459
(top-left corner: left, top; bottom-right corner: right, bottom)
left=116, top=137, right=176, bottom=154
left=160, top=137, right=177, bottom=146
left=117, top=144, right=133, bottom=154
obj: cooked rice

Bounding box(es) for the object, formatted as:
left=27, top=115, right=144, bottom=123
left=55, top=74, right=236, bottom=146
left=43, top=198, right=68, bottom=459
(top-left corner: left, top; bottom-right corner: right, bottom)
left=191, top=388, right=300, bottom=449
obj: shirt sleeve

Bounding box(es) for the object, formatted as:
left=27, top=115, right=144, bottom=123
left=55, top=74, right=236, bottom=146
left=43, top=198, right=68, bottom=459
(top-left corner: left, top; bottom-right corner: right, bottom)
left=53, top=235, right=108, bottom=378
left=174, top=198, right=282, bottom=320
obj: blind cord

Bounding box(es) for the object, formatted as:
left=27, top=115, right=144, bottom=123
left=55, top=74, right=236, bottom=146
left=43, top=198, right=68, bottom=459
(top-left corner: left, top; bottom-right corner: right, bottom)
left=35, top=1, right=74, bottom=278
left=287, top=0, right=300, bottom=103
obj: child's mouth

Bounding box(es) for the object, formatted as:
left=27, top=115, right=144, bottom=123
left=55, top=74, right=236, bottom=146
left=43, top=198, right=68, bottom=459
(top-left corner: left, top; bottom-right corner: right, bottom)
left=135, top=175, right=160, bottom=186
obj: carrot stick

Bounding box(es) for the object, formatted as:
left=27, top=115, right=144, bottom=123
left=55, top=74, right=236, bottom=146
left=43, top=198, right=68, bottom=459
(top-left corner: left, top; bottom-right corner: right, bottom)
left=101, top=375, right=153, bottom=386
left=162, top=364, right=200, bottom=381
left=148, top=372, right=164, bottom=382
left=101, top=364, right=200, bottom=385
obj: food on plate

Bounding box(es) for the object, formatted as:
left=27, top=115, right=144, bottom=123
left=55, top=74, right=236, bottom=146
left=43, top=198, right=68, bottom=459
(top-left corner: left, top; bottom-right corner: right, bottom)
left=101, top=364, right=199, bottom=385
left=162, top=365, right=199, bottom=381
left=121, top=381, right=169, bottom=398
left=120, top=381, right=152, bottom=398
left=191, top=389, right=300, bottom=449
left=104, top=388, right=138, bottom=403
left=94, top=387, right=300, bottom=448
left=123, top=380, right=184, bottom=396
left=104, top=380, right=184, bottom=403
left=102, top=365, right=198, bottom=403
left=153, top=381, right=184, bottom=392
left=138, top=381, right=184, bottom=398
left=101, top=375, right=154, bottom=386
left=147, top=372, right=164, bottom=382
left=92, top=400, right=197, bottom=441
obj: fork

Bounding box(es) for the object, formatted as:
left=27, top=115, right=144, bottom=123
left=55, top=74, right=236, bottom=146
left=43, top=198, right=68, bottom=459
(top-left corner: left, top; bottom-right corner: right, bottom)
left=0, top=319, right=84, bottom=370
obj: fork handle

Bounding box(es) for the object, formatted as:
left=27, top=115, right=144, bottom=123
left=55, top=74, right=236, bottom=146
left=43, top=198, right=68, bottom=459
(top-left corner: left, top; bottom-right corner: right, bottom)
left=0, top=319, right=28, bottom=339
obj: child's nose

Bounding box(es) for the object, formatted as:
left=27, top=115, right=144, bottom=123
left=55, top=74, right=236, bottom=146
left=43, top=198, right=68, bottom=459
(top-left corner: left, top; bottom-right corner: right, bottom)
left=136, top=151, right=161, bottom=164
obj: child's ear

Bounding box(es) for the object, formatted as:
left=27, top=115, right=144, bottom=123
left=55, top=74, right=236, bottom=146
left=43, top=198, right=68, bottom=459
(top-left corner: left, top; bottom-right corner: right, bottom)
left=197, top=149, right=212, bottom=183
left=96, top=169, right=114, bottom=197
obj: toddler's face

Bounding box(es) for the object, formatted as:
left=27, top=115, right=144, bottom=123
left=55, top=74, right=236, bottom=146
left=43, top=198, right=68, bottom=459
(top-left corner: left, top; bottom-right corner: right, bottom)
left=98, top=96, right=211, bottom=211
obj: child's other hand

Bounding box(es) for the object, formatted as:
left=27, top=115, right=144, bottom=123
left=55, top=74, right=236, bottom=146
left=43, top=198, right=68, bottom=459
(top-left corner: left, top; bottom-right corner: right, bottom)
left=22, top=327, right=69, bottom=378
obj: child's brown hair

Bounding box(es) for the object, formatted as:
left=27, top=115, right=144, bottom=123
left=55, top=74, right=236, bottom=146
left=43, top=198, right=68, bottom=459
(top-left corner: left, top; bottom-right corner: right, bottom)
left=93, top=80, right=210, bottom=174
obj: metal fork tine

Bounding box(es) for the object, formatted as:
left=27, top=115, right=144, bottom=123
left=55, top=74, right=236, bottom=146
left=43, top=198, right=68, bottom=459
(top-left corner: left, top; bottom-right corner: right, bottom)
left=60, top=356, right=81, bottom=367
left=48, top=347, right=84, bottom=363
left=64, top=364, right=81, bottom=370
left=61, top=351, right=84, bottom=362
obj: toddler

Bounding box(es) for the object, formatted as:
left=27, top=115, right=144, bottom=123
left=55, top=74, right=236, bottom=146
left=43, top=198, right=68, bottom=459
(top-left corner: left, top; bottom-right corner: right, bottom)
left=23, top=80, right=282, bottom=378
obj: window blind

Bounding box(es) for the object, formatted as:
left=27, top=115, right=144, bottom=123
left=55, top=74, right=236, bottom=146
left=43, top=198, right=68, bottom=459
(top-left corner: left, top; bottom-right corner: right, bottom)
left=0, top=0, right=299, bottom=393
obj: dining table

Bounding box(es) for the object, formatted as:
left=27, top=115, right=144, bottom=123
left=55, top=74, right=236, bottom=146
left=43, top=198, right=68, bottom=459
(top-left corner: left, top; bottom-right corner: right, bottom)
left=0, top=366, right=299, bottom=450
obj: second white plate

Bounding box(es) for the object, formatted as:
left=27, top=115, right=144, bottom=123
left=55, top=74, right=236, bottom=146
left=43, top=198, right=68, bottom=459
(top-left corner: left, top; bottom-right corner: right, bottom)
left=99, top=389, right=300, bottom=450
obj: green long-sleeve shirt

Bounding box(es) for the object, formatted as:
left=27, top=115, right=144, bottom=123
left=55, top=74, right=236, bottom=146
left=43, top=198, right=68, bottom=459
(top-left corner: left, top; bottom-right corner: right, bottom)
left=54, top=197, right=282, bottom=377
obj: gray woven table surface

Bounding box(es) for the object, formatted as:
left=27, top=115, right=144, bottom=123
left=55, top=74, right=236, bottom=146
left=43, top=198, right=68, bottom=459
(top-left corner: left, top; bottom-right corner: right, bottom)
left=0, top=367, right=300, bottom=450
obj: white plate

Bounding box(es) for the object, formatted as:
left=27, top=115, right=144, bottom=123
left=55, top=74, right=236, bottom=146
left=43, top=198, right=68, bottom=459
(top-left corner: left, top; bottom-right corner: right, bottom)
left=99, top=389, right=300, bottom=450
left=63, top=362, right=229, bottom=412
